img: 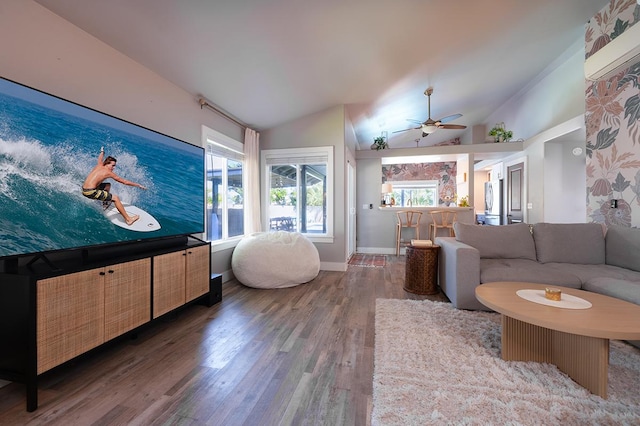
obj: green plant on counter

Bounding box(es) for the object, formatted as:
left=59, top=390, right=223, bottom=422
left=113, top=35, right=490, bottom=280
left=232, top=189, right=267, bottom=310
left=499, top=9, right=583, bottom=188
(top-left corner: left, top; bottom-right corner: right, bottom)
left=458, top=196, right=470, bottom=207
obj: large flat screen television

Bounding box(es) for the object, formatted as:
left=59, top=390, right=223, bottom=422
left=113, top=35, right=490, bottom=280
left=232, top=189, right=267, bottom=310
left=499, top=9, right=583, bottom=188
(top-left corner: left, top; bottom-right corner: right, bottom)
left=0, top=77, right=205, bottom=260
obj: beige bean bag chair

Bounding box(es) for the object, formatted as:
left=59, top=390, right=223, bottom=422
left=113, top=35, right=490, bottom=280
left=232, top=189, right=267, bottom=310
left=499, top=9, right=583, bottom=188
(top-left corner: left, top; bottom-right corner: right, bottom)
left=232, top=231, right=320, bottom=288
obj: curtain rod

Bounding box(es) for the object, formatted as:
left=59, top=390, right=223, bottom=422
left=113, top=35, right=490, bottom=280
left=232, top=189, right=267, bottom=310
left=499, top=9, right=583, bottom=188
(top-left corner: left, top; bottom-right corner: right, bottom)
left=198, top=98, right=247, bottom=129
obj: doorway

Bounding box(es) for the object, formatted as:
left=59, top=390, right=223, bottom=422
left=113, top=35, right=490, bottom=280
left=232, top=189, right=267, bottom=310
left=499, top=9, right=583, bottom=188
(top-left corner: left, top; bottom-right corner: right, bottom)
left=507, top=162, right=524, bottom=224
left=347, top=159, right=356, bottom=259
left=543, top=129, right=586, bottom=223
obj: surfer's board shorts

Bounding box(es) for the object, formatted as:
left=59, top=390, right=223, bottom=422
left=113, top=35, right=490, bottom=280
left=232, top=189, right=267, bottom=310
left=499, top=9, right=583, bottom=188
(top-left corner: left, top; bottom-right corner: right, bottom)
left=82, top=183, right=112, bottom=202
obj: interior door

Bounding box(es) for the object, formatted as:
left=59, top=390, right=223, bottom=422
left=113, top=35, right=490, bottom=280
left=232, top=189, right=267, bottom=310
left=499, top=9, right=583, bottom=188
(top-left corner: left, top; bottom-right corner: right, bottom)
left=347, top=160, right=356, bottom=259
left=507, top=162, right=524, bottom=223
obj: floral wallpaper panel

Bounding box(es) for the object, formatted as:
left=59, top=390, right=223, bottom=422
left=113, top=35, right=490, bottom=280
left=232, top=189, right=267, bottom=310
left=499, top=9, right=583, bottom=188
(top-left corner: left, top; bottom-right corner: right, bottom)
left=585, top=0, right=640, bottom=227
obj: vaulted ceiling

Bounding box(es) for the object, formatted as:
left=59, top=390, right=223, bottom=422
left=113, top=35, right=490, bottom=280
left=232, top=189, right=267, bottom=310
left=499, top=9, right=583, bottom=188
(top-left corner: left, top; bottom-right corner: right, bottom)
left=35, top=0, right=605, bottom=149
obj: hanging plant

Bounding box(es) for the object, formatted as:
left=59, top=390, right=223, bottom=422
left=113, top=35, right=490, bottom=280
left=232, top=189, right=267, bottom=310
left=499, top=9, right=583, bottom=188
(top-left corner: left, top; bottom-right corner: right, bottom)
left=488, top=122, right=513, bottom=143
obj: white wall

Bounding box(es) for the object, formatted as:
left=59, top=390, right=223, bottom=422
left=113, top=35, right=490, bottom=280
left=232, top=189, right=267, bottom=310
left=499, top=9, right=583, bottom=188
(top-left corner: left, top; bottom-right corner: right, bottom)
left=0, top=1, right=243, bottom=146
left=543, top=143, right=564, bottom=221
left=484, top=45, right=588, bottom=224
left=484, top=45, right=587, bottom=141
left=260, top=105, right=348, bottom=266
left=543, top=136, right=587, bottom=223
left=344, top=109, right=359, bottom=260
left=356, top=158, right=395, bottom=251
left=498, top=117, right=586, bottom=224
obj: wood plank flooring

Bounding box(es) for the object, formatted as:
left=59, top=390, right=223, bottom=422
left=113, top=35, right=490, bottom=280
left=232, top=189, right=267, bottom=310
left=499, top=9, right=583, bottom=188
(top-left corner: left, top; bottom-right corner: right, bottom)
left=0, top=255, right=448, bottom=425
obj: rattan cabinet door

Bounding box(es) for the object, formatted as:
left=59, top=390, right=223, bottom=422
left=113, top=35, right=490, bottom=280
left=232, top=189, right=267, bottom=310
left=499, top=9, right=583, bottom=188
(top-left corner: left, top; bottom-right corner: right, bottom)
left=185, top=245, right=210, bottom=302
left=153, top=250, right=186, bottom=318
left=104, top=258, right=151, bottom=341
left=37, top=269, right=105, bottom=374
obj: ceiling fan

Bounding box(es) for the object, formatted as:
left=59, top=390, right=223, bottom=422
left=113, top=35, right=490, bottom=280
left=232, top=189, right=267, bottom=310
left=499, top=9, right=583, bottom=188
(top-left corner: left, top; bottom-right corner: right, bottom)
left=394, top=87, right=467, bottom=137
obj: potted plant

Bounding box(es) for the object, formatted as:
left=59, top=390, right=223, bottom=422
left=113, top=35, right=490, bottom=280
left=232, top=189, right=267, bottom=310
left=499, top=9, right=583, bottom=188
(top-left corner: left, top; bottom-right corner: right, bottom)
left=488, top=122, right=513, bottom=143
left=371, top=136, right=389, bottom=150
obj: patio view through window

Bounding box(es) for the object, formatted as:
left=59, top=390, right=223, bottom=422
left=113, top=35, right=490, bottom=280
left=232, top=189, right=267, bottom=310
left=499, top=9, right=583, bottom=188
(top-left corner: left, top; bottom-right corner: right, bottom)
left=389, top=180, right=438, bottom=207
left=204, top=127, right=245, bottom=242
left=262, top=147, right=333, bottom=241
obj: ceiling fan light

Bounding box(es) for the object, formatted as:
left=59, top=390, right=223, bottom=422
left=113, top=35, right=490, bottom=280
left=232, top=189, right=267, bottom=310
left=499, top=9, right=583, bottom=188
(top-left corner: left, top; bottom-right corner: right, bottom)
left=422, top=124, right=438, bottom=134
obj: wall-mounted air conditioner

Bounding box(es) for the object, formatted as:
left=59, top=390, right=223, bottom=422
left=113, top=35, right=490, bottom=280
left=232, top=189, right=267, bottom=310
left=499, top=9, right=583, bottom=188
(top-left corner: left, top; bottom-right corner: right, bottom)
left=584, top=23, right=640, bottom=81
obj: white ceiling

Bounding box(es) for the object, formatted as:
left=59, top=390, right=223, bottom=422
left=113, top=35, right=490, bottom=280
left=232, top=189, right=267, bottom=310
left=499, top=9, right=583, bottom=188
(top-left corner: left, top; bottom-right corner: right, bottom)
left=34, top=0, right=605, bottom=150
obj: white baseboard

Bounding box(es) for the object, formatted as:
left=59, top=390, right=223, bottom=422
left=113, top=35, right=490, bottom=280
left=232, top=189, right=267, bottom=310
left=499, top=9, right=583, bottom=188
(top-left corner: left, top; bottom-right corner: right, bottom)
left=356, top=247, right=401, bottom=255
left=320, top=261, right=347, bottom=272
left=220, top=269, right=234, bottom=283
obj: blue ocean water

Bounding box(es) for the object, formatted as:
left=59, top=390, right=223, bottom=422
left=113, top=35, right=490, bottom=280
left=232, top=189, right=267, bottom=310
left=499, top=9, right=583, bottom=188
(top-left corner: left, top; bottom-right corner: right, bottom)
left=0, top=79, right=204, bottom=257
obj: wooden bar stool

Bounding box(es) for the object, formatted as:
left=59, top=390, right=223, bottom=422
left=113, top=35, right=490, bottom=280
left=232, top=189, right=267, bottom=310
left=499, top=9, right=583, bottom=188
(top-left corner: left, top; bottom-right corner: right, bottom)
left=429, top=210, right=457, bottom=242
left=395, top=210, right=423, bottom=256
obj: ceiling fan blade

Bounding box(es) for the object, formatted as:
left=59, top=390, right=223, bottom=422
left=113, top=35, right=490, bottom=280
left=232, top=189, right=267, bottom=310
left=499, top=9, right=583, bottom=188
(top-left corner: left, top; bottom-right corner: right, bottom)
left=392, top=126, right=421, bottom=133
left=439, top=124, right=467, bottom=130
left=438, top=113, right=462, bottom=124
left=406, top=119, right=423, bottom=124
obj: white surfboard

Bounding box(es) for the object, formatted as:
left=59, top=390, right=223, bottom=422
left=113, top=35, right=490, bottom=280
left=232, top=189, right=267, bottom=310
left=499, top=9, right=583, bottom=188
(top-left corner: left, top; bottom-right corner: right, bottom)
left=103, top=202, right=161, bottom=232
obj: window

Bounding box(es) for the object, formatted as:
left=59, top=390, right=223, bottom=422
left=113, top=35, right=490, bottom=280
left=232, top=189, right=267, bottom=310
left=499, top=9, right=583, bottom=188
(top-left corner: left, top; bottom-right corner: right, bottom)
left=389, top=180, right=438, bottom=207
left=262, top=146, right=333, bottom=243
left=204, top=126, right=245, bottom=243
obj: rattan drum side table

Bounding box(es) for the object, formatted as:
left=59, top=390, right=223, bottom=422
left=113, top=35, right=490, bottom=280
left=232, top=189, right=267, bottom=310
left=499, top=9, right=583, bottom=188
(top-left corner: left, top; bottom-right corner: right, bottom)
left=404, top=245, right=440, bottom=295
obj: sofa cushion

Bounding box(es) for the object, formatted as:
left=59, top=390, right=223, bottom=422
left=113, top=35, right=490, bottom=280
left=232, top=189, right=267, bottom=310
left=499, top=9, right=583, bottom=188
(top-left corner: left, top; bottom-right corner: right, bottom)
left=453, top=222, right=536, bottom=260
left=480, top=258, right=582, bottom=288
left=582, top=277, right=640, bottom=305
left=544, top=263, right=640, bottom=284
left=606, top=224, right=640, bottom=273
left=532, top=223, right=605, bottom=264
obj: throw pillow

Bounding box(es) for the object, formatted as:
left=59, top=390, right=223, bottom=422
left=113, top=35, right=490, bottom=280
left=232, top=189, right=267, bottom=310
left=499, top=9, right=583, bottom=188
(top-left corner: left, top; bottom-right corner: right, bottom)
left=606, top=224, right=640, bottom=272
left=453, top=222, right=536, bottom=260
left=533, top=223, right=605, bottom=264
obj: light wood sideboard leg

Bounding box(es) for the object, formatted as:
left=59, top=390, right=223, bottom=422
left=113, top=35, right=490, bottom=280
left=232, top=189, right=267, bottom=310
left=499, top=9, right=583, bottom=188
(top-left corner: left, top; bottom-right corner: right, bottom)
left=551, top=330, right=609, bottom=399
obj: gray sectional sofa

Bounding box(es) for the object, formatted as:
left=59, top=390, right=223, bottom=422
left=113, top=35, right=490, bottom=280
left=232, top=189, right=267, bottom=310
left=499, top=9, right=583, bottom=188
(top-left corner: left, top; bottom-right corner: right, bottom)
left=435, top=222, right=640, bottom=312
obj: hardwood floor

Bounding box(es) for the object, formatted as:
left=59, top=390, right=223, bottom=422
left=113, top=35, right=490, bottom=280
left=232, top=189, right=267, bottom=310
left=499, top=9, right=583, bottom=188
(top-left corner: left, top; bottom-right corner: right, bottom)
left=0, top=255, right=449, bottom=425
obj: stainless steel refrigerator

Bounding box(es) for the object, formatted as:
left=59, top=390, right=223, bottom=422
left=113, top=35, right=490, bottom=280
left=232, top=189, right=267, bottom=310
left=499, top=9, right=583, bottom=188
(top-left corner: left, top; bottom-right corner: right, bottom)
left=484, top=180, right=503, bottom=226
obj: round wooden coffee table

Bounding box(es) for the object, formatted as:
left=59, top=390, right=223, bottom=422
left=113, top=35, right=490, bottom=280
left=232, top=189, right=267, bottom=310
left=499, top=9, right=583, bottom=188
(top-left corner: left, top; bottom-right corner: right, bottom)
left=476, top=281, right=640, bottom=398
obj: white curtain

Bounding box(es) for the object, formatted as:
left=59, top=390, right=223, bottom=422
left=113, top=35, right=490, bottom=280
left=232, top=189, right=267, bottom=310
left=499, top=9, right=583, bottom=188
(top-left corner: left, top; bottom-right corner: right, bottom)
left=244, top=127, right=262, bottom=233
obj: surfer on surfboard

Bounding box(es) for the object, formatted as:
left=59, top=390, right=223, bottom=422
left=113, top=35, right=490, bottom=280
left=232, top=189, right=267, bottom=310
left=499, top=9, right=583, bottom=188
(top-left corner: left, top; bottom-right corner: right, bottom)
left=82, top=146, right=147, bottom=226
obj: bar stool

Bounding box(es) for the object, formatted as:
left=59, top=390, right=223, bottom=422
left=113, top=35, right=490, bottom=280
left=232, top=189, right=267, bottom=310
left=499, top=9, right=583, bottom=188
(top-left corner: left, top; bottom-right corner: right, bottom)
left=429, top=210, right=457, bottom=242
left=395, top=210, right=423, bottom=256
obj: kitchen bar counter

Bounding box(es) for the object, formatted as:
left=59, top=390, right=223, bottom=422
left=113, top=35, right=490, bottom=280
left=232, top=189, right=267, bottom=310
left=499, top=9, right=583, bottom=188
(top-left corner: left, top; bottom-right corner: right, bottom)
left=377, top=206, right=474, bottom=212
left=378, top=207, right=475, bottom=245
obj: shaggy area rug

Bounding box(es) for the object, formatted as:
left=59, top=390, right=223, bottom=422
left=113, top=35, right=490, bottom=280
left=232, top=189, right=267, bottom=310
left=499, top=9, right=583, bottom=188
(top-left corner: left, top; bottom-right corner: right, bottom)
left=348, top=254, right=386, bottom=268
left=373, top=299, right=640, bottom=425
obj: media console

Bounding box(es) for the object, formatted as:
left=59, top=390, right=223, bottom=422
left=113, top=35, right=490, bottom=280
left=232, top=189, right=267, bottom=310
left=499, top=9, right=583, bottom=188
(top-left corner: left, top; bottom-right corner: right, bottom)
left=0, top=235, right=221, bottom=411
